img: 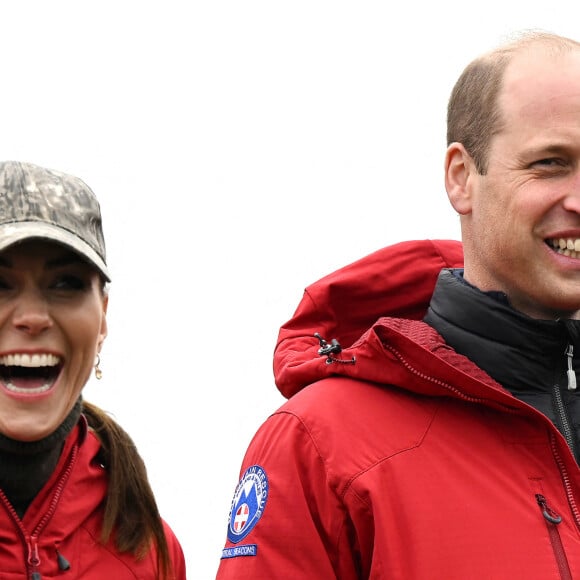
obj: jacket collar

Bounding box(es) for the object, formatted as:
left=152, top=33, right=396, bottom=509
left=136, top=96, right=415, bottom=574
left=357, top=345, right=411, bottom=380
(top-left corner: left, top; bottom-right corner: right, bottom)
left=424, top=269, right=580, bottom=393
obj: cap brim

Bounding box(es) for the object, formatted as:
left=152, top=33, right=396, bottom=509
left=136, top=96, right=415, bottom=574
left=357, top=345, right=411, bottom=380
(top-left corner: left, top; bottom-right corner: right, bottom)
left=0, top=222, right=111, bottom=282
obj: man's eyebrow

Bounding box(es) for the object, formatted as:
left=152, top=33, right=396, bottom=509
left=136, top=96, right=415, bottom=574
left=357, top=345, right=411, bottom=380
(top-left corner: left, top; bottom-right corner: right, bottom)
left=526, top=143, right=573, bottom=156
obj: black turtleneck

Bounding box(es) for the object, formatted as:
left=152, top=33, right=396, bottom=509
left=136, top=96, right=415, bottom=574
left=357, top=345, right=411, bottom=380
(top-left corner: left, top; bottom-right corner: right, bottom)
left=0, top=399, right=82, bottom=518
left=424, top=269, right=580, bottom=462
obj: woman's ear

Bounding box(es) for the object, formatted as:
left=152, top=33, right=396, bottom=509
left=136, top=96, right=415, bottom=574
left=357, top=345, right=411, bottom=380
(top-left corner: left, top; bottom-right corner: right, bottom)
left=445, top=142, right=475, bottom=215
left=98, top=294, right=108, bottom=348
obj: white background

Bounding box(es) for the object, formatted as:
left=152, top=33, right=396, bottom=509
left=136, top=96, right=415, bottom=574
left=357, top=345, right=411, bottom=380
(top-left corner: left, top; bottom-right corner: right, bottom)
left=0, top=2, right=578, bottom=577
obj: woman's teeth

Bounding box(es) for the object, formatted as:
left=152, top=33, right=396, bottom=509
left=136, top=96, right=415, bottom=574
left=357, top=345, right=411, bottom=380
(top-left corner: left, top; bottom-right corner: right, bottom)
left=0, top=353, right=61, bottom=394
left=0, top=353, right=60, bottom=367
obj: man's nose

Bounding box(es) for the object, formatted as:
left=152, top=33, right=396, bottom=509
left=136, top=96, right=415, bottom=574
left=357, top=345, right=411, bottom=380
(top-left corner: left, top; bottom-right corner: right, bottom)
left=562, top=175, right=580, bottom=213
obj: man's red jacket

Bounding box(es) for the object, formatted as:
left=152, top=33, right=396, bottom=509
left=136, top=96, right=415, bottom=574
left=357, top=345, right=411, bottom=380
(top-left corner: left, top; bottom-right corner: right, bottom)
left=217, top=239, right=580, bottom=579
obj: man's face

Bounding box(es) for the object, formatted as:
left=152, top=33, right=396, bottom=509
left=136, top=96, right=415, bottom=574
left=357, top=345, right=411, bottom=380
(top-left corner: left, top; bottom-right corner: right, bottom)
left=452, top=47, right=580, bottom=319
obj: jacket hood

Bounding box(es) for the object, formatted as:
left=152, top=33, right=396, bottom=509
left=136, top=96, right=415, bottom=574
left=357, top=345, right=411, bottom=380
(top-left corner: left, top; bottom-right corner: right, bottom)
left=274, top=239, right=464, bottom=398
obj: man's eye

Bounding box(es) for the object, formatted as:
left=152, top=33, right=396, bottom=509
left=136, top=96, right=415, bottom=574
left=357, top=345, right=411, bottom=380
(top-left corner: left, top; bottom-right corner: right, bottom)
left=534, top=158, right=565, bottom=167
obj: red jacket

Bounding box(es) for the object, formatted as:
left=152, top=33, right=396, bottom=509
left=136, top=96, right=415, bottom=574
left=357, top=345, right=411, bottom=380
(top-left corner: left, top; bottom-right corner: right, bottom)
left=0, top=418, right=186, bottom=579
left=216, top=239, right=580, bottom=579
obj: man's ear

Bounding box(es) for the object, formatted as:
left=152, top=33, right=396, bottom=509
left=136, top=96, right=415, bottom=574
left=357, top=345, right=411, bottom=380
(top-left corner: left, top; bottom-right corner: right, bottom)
left=445, top=142, right=476, bottom=215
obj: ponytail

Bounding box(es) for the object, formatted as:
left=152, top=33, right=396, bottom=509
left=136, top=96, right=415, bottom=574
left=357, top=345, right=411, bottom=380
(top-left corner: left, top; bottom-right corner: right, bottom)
left=82, top=400, right=172, bottom=579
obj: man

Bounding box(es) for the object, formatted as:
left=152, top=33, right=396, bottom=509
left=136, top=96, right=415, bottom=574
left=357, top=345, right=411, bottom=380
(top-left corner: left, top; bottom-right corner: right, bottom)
left=216, top=31, right=580, bottom=578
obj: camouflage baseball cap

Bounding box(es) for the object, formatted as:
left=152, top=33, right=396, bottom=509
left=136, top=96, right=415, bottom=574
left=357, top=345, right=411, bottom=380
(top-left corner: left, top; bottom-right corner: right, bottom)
left=0, top=161, right=110, bottom=281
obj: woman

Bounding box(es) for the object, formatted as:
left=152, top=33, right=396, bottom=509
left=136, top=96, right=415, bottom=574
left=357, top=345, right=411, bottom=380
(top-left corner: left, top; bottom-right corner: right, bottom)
left=0, top=161, right=186, bottom=579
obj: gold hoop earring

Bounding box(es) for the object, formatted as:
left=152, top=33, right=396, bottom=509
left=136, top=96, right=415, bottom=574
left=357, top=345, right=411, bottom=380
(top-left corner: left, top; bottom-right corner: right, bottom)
left=94, top=354, right=103, bottom=380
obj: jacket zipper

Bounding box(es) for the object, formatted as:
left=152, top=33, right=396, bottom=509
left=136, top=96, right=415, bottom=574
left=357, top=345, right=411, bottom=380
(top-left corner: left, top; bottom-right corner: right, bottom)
left=536, top=494, right=573, bottom=580
left=0, top=441, right=79, bottom=579
left=550, top=435, right=580, bottom=524
left=552, top=344, right=577, bottom=460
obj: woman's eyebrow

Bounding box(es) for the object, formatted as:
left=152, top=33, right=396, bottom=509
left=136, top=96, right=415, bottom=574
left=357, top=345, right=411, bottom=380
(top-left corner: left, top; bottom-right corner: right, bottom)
left=0, top=253, right=86, bottom=270
left=45, top=255, right=86, bottom=269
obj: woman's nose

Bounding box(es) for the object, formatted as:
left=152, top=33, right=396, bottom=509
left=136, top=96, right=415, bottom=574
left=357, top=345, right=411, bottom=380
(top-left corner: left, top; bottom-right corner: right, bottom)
left=11, top=291, right=52, bottom=335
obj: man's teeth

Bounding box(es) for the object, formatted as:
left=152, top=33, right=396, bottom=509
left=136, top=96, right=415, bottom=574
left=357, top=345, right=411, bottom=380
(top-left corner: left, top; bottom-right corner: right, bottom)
left=548, top=238, right=580, bottom=258
left=0, top=353, right=60, bottom=367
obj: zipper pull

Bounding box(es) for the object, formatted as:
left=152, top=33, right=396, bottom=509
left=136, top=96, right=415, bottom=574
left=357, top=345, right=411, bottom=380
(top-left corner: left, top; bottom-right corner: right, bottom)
left=536, top=493, right=563, bottom=524
left=566, top=344, right=577, bottom=391
left=27, top=536, right=42, bottom=580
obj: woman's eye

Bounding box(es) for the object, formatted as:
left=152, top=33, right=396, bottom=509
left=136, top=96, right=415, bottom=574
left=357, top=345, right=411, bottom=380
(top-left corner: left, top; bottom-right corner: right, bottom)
left=52, top=275, right=87, bottom=291
left=0, top=277, right=11, bottom=290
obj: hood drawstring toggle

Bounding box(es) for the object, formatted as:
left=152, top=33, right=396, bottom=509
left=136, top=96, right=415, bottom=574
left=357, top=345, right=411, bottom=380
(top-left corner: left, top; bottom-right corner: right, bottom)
left=314, top=333, right=356, bottom=366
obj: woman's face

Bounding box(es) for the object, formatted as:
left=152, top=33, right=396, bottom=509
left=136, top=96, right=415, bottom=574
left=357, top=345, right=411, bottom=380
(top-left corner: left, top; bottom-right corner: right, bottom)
left=0, top=240, right=107, bottom=441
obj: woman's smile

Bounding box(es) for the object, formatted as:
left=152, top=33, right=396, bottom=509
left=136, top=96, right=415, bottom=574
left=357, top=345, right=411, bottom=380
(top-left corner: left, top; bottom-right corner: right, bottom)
left=0, top=351, right=62, bottom=396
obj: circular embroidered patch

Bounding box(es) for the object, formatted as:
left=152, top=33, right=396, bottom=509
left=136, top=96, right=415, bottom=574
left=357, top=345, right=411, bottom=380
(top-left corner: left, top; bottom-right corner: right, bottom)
left=227, top=464, right=269, bottom=543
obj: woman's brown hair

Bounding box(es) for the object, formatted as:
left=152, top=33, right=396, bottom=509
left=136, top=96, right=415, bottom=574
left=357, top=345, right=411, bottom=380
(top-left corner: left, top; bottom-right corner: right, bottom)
left=82, top=400, right=173, bottom=580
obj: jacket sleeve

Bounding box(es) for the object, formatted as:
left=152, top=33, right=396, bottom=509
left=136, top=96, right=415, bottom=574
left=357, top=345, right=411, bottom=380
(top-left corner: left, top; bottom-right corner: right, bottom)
left=162, top=521, right=188, bottom=580
left=215, top=411, right=359, bottom=579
